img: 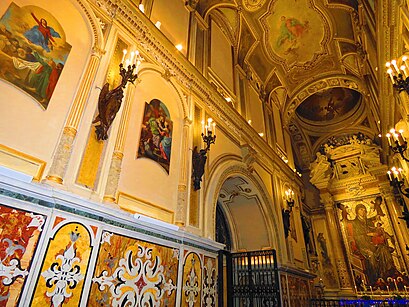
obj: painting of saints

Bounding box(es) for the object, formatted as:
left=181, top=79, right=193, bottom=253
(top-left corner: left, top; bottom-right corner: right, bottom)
left=0, top=3, right=71, bottom=109
left=344, top=201, right=401, bottom=287
left=137, top=99, right=173, bottom=173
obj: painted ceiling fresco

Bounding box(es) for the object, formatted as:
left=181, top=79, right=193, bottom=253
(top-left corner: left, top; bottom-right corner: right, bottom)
left=262, top=0, right=326, bottom=65
left=296, top=87, right=361, bottom=122
left=196, top=0, right=363, bottom=168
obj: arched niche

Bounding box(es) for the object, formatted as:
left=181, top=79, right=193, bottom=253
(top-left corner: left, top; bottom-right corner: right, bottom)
left=118, top=66, right=186, bottom=214
left=205, top=159, right=285, bottom=260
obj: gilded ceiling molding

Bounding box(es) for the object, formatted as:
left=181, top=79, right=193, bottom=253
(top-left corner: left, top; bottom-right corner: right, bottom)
left=284, top=76, right=366, bottom=125
left=202, top=3, right=239, bottom=22
left=323, top=0, right=358, bottom=11
left=208, top=8, right=239, bottom=47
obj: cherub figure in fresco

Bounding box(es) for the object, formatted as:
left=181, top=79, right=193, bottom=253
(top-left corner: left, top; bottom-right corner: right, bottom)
left=276, top=16, right=309, bottom=49
left=24, top=12, right=61, bottom=52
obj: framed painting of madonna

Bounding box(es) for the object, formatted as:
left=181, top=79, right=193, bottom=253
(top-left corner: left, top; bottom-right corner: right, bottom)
left=337, top=196, right=408, bottom=293
left=0, top=2, right=71, bottom=109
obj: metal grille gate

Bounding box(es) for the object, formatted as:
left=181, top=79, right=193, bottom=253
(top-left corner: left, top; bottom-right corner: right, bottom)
left=219, top=249, right=281, bottom=307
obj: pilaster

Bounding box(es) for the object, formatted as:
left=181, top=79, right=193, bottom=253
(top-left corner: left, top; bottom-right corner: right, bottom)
left=321, top=193, right=353, bottom=291
left=46, top=48, right=104, bottom=184
left=175, top=117, right=192, bottom=226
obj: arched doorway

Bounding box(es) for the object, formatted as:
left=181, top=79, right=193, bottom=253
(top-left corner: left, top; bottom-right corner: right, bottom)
left=214, top=174, right=281, bottom=306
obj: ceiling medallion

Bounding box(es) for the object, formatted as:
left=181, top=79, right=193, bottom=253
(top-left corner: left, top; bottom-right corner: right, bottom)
left=261, top=0, right=328, bottom=66
left=243, top=0, right=267, bottom=12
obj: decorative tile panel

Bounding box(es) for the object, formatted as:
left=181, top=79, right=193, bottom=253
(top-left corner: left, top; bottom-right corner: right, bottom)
left=181, top=252, right=202, bottom=307
left=89, top=231, right=179, bottom=306
left=202, top=256, right=217, bottom=307
left=30, top=221, right=93, bottom=306
left=0, top=203, right=46, bottom=306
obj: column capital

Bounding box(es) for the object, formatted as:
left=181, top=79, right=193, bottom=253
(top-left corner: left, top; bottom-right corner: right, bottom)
left=320, top=193, right=334, bottom=209
left=184, top=117, right=193, bottom=126
left=91, top=45, right=106, bottom=58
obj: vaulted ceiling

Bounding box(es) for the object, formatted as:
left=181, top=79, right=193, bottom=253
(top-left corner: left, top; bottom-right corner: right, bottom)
left=191, top=0, right=379, bottom=170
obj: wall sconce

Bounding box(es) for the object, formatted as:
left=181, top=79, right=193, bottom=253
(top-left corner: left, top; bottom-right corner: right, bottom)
left=387, top=167, right=409, bottom=228
left=386, top=56, right=409, bottom=94
left=282, top=188, right=295, bottom=238
left=93, top=49, right=143, bottom=141
left=387, top=167, right=409, bottom=197
left=285, top=188, right=295, bottom=210
left=386, top=128, right=409, bottom=162
left=192, top=118, right=216, bottom=190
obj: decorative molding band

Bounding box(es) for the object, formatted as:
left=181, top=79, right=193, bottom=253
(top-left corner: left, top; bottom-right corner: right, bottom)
left=117, top=191, right=174, bottom=224
left=0, top=144, right=46, bottom=182
left=0, top=176, right=222, bottom=252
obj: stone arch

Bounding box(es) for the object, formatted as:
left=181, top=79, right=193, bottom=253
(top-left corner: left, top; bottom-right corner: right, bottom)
left=75, top=0, right=105, bottom=51
left=138, top=63, right=188, bottom=119
left=204, top=157, right=285, bottom=260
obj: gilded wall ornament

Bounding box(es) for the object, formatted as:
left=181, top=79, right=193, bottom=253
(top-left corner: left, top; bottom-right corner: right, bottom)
left=243, top=0, right=267, bottom=12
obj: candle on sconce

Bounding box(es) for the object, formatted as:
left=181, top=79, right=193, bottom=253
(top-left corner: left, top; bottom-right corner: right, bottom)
left=129, top=51, right=135, bottom=66
left=398, top=168, right=404, bottom=181
left=403, top=55, right=409, bottom=69
left=391, top=59, right=399, bottom=73
left=207, top=118, right=213, bottom=134
left=121, top=49, right=128, bottom=63
left=386, top=133, right=392, bottom=146
left=387, top=68, right=395, bottom=83
left=400, top=129, right=406, bottom=142
left=401, top=65, right=408, bottom=78
left=201, top=120, right=205, bottom=135
left=387, top=171, right=393, bottom=181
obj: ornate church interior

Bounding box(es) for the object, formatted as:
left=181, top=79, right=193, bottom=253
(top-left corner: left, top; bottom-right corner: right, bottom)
left=0, top=0, right=408, bottom=306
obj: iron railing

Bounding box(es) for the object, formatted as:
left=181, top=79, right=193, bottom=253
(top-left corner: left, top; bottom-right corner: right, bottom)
left=310, top=298, right=409, bottom=307
left=229, top=249, right=280, bottom=307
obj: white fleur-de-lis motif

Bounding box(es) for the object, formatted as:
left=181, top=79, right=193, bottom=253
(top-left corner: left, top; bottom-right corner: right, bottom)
left=41, top=232, right=84, bottom=307
left=183, top=257, right=199, bottom=307
left=202, top=258, right=216, bottom=307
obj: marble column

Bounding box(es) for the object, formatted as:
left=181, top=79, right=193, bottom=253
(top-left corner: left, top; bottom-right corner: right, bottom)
left=103, top=84, right=136, bottom=203
left=175, top=117, right=192, bottom=226
left=321, top=193, right=353, bottom=290
left=46, top=47, right=104, bottom=184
